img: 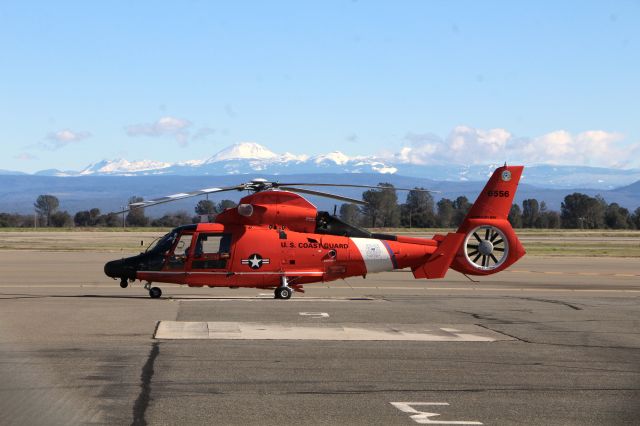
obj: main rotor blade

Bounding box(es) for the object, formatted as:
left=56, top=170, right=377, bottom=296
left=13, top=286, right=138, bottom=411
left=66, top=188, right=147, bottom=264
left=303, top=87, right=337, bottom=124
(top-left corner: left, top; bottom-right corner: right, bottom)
left=279, top=187, right=367, bottom=205
left=117, top=185, right=245, bottom=213
left=274, top=182, right=439, bottom=193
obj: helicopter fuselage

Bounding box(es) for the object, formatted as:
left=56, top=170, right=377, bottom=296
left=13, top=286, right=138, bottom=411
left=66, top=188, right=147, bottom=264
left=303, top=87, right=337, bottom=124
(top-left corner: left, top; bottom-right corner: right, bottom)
left=104, top=166, right=526, bottom=299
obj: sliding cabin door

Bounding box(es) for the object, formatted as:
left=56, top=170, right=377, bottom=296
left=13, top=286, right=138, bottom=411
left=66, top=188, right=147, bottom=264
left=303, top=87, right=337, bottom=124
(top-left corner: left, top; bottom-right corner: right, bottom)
left=185, top=232, right=234, bottom=287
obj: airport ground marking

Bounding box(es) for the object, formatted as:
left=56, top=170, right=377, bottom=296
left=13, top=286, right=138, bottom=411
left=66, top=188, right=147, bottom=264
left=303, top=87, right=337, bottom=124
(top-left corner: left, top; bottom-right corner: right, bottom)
left=299, top=312, right=330, bottom=318
left=154, top=321, right=510, bottom=341
left=390, top=402, right=482, bottom=425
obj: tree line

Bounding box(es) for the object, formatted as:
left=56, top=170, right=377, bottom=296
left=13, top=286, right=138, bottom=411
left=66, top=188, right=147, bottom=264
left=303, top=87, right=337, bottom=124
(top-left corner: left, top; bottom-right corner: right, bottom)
left=341, top=185, right=640, bottom=230
left=0, top=196, right=239, bottom=228
left=1, top=190, right=639, bottom=230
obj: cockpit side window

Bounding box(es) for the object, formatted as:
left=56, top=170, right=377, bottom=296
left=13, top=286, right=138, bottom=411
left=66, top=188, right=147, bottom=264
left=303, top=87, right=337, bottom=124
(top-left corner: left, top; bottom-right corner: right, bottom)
left=164, top=233, right=194, bottom=270
left=174, top=233, right=194, bottom=254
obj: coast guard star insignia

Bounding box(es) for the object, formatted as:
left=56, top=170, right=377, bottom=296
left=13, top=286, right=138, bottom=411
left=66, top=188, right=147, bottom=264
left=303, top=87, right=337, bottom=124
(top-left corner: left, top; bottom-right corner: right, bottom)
left=241, top=253, right=270, bottom=269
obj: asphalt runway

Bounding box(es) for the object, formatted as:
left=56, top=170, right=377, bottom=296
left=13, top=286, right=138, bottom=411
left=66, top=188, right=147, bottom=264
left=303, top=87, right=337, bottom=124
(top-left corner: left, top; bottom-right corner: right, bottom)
left=0, top=251, right=639, bottom=425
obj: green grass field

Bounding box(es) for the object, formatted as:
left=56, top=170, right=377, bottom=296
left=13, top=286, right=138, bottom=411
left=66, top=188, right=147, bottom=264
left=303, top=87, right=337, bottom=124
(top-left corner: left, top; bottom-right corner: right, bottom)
left=0, top=228, right=638, bottom=256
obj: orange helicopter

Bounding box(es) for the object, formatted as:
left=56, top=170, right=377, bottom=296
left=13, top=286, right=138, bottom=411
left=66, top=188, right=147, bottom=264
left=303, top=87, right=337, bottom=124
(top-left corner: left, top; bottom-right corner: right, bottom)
left=104, top=165, right=525, bottom=299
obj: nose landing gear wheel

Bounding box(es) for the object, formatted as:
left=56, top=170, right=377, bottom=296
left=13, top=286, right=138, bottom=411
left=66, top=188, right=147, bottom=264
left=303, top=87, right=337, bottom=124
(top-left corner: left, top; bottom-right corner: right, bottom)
left=120, top=279, right=128, bottom=288
left=274, top=286, right=292, bottom=300
left=149, top=287, right=162, bottom=299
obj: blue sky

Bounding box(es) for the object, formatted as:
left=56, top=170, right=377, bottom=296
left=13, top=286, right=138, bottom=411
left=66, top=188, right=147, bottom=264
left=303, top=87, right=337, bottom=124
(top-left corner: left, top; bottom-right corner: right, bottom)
left=1, top=1, right=639, bottom=172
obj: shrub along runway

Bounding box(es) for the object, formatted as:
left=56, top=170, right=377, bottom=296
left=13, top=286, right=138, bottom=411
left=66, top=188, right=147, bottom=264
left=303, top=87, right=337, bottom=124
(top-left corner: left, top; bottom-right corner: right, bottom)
left=0, top=249, right=639, bottom=425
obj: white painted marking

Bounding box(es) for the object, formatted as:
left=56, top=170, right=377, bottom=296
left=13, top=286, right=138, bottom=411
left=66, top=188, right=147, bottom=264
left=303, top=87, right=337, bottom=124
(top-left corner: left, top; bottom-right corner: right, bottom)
left=299, top=312, right=330, bottom=318
left=390, top=402, right=483, bottom=425
left=351, top=238, right=393, bottom=273
left=155, top=322, right=510, bottom=341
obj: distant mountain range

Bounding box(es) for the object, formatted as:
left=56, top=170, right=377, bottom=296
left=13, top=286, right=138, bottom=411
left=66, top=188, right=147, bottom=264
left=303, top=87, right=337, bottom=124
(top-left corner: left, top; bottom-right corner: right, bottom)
left=4, top=142, right=640, bottom=190
left=0, top=172, right=638, bottom=216
left=1, top=142, right=638, bottom=215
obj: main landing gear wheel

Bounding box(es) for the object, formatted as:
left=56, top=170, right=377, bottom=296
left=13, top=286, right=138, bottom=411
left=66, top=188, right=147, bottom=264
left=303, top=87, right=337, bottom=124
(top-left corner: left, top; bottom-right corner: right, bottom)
left=149, top=287, right=162, bottom=299
left=464, top=225, right=509, bottom=271
left=119, top=279, right=128, bottom=288
left=274, top=286, right=292, bottom=300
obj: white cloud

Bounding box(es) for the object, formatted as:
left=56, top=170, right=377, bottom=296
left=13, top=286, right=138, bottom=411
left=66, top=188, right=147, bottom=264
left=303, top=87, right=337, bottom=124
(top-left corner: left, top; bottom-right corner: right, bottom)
left=390, top=126, right=638, bottom=168
left=125, top=116, right=192, bottom=146
left=512, top=130, right=631, bottom=167
left=15, top=153, right=37, bottom=161
left=42, top=129, right=92, bottom=149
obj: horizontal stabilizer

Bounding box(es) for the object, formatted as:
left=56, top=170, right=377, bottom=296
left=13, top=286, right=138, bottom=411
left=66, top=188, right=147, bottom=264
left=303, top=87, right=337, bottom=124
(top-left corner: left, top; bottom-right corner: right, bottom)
left=412, top=233, right=465, bottom=279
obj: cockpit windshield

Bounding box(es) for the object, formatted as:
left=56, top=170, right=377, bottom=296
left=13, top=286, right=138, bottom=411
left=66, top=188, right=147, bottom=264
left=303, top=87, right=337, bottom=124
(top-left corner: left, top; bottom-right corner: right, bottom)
left=145, top=225, right=197, bottom=254
left=145, top=231, right=177, bottom=254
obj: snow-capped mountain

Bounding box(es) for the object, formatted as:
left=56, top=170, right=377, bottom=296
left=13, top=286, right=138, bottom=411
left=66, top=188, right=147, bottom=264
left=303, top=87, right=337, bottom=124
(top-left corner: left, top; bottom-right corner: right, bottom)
left=3, top=141, right=640, bottom=214
left=79, top=159, right=172, bottom=175
left=6, top=142, right=640, bottom=189
left=204, top=142, right=279, bottom=162
left=67, top=143, right=396, bottom=177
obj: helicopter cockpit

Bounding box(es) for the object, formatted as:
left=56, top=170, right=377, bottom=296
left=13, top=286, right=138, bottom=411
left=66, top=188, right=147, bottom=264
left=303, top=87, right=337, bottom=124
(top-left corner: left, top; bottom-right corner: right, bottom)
left=104, top=224, right=197, bottom=285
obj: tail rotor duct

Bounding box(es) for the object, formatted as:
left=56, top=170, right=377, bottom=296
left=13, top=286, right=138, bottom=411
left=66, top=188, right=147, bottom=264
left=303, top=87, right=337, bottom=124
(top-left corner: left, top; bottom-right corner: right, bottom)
left=463, top=225, right=509, bottom=271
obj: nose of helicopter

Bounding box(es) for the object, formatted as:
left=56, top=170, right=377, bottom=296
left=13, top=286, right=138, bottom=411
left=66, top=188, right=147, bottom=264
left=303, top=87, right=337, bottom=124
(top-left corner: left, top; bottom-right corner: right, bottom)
left=104, top=258, right=133, bottom=279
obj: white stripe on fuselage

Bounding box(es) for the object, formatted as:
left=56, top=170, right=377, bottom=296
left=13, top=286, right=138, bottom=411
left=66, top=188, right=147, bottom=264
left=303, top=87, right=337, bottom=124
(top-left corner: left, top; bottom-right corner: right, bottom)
left=350, top=238, right=393, bottom=274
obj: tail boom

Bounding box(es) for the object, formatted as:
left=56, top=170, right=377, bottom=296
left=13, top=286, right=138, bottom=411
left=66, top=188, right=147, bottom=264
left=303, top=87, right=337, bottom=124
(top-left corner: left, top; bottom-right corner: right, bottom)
left=412, top=165, right=526, bottom=279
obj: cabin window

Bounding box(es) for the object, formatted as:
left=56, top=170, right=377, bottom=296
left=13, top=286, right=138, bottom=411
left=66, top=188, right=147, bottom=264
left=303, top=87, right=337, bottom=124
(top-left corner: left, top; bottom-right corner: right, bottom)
left=194, top=233, right=231, bottom=255
left=191, top=233, right=232, bottom=269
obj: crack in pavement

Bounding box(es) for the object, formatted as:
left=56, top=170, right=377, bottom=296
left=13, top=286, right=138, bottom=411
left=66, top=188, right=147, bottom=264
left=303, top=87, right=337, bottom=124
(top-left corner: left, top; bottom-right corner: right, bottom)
left=475, top=323, right=640, bottom=350
left=505, top=296, right=583, bottom=310
left=131, top=341, right=159, bottom=426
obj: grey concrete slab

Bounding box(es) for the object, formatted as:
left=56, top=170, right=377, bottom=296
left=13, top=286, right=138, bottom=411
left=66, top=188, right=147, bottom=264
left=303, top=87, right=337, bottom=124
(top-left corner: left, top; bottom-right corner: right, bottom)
left=155, top=321, right=509, bottom=341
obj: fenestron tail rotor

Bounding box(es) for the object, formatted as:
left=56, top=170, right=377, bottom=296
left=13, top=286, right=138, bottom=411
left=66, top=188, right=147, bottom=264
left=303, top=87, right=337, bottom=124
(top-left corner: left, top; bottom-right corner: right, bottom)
left=463, top=225, right=509, bottom=270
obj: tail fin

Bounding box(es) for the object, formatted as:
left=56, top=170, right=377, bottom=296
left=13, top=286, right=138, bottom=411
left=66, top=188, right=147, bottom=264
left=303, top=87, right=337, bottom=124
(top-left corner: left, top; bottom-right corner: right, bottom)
left=457, top=165, right=523, bottom=233
left=412, top=165, right=526, bottom=279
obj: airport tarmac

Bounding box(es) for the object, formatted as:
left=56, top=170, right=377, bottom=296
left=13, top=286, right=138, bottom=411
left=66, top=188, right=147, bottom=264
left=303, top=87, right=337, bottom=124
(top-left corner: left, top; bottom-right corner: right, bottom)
left=0, top=251, right=639, bottom=425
